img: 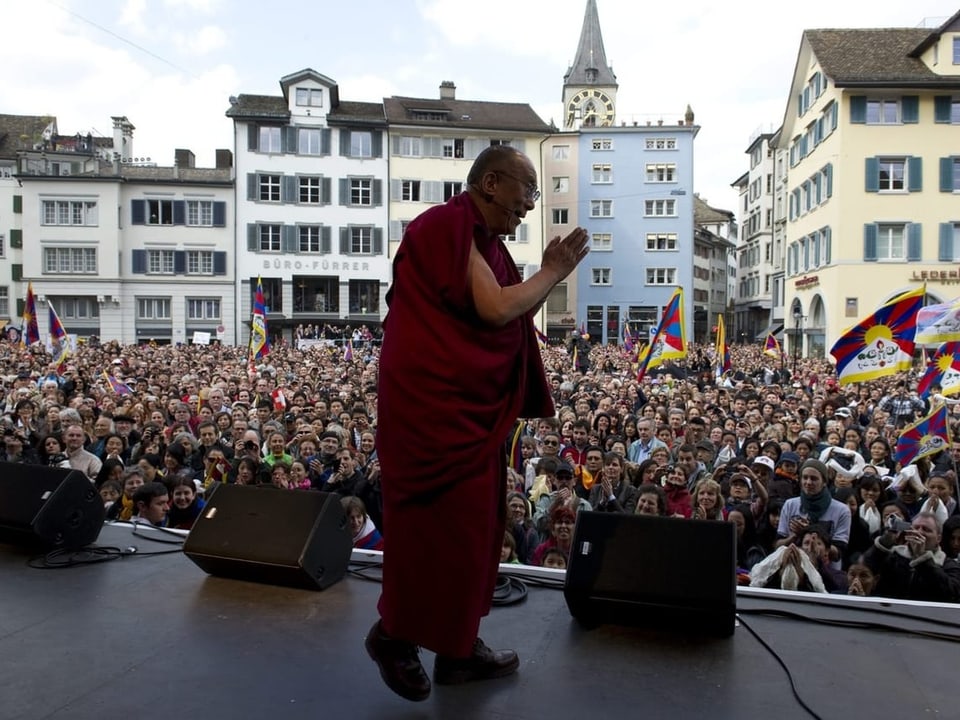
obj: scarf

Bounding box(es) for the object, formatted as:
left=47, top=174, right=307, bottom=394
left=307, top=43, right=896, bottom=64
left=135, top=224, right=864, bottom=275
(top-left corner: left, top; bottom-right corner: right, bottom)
left=118, top=494, right=135, bottom=521
left=353, top=515, right=379, bottom=545
left=800, top=486, right=833, bottom=523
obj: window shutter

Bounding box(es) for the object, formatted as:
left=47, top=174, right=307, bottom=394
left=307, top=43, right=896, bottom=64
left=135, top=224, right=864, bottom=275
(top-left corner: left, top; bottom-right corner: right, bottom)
left=831, top=102, right=838, bottom=131
left=321, top=226, right=331, bottom=254
left=132, top=249, right=146, bottom=274
left=372, top=179, right=382, bottom=206
left=282, top=175, right=297, bottom=204
left=389, top=219, right=402, bottom=242
left=863, top=224, right=878, bottom=261
left=391, top=135, right=401, bottom=156
left=518, top=225, right=528, bottom=243
left=824, top=227, right=832, bottom=264
left=907, top=223, right=922, bottom=261
left=10, top=229, right=22, bottom=248
left=339, top=178, right=349, bottom=206
left=247, top=173, right=257, bottom=201
left=907, top=156, right=923, bottom=192
left=825, top=164, right=834, bottom=198
left=423, top=137, right=442, bottom=157
left=247, top=224, right=258, bottom=251
left=174, top=250, right=186, bottom=274
left=373, top=228, right=383, bottom=254
left=213, top=201, right=226, bottom=227
left=940, top=223, right=954, bottom=261
left=284, top=126, right=297, bottom=154
left=814, top=173, right=822, bottom=204
left=371, top=131, right=383, bottom=158
left=512, top=140, right=525, bottom=155
left=12, top=195, right=22, bottom=214
left=802, top=238, right=809, bottom=268
left=788, top=193, right=795, bottom=221
left=339, top=131, right=351, bottom=157
left=173, top=200, right=186, bottom=225
left=465, top=139, right=485, bottom=159
left=12, top=264, right=22, bottom=281
left=16, top=299, right=24, bottom=317
left=423, top=181, right=443, bottom=203
left=340, top=227, right=349, bottom=254
left=247, top=124, right=258, bottom=151
left=390, top=179, right=401, bottom=201
left=321, top=129, right=331, bottom=155
left=865, top=157, right=880, bottom=192
left=321, top=177, right=331, bottom=205
left=901, top=96, right=919, bottom=123
left=213, top=251, right=227, bottom=275
left=934, top=96, right=952, bottom=123
left=131, top=199, right=146, bottom=224
left=940, top=157, right=956, bottom=192
left=282, top=224, right=297, bottom=253
left=850, top=96, right=866, bottom=123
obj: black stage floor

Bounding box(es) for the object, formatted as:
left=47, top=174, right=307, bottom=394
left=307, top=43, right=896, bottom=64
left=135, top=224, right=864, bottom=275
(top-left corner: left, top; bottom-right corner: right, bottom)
left=2, top=523, right=957, bottom=720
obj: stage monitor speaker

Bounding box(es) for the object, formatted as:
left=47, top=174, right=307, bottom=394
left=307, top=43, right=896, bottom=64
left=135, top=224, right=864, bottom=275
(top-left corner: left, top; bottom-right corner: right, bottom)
left=183, top=484, right=352, bottom=591
left=0, top=462, right=104, bottom=549
left=564, top=512, right=737, bottom=637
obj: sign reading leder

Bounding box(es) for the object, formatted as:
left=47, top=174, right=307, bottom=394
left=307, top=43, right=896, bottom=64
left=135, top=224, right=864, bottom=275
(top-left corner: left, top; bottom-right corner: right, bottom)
left=912, top=269, right=960, bottom=284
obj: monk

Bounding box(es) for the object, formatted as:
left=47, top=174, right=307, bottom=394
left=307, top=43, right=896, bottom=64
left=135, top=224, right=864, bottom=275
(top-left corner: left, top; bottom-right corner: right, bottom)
left=365, top=145, right=589, bottom=701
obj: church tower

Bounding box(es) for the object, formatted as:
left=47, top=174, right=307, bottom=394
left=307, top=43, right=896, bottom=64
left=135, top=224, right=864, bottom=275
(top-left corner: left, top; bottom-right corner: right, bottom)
left=562, top=0, right=618, bottom=130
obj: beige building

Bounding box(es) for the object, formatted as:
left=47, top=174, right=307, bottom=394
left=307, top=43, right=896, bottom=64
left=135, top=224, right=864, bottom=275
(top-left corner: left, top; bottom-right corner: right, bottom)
left=777, top=13, right=960, bottom=357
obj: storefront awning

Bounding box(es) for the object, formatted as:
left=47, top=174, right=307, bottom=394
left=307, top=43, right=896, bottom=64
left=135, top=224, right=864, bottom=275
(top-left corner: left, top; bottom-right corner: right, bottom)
left=754, top=323, right=784, bottom=341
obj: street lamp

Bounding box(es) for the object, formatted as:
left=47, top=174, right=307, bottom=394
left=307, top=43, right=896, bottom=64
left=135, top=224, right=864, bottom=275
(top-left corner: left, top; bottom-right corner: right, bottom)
left=792, top=306, right=803, bottom=377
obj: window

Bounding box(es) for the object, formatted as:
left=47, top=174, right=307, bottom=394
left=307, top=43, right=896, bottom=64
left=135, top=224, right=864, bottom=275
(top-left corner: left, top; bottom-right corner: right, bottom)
left=299, top=128, right=322, bottom=155
left=259, top=126, right=282, bottom=152
left=42, top=247, right=97, bottom=274
left=350, top=179, right=372, bottom=206
left=646, top=233, right=677, bottom=251
left=259, top=174, right=281, bottom=202
left=146, top=249, right=174, bottom=274
left=592, top=163, right=613, bottom=183
left=878, top=159, right=906, bottom=191
left=398, top=136, right=421, bottom=157
left=591, top=268, right=611, bottom=285
left=295, top=88, right=323, bottom=107
left=954, top=36, right=960, bottom=64
left=876, top=224, right=906, bottom=260
left=51, top=297, right=99, bottom=320
left=592, top=233, right=612, bottom=251
left=644, top=199, right=676, bottom=217
left=186, top=250, right=213, bottom=275
left=186, top=200, right=213, bottom=226
left=0, top=287, right=7, bottom=317
left=146, top=199, right=173, bottom=225
left=645, top=138, right=677, bottom=150
left=0, top=234, right=4, bottom=257
left=591, top=138, right=613, bottom=151
left=300, top=176, right=320, bottom=204
left=41, top=200, right=98, bottom=226
left=646, top=268, right=677, bottom=285
left=350, top=227, right=373, bottom=254
left=866, top=99, right=899, bottom=124
left=443, top=181, right=463, bottom=201
left=137, top=298, right=171, bottom=320
left=646, top=163, right=676, bottom=182
left=442, top=138, right=465, bottom=158
left=298, top=225, right=321, bottom=253
left=349, top=280, right=380, bottom=314
left=401, top=180, right=421, bottom=202
left=260, top=224, right=281, bottom=252
left=350, top=131, right=372, bottom=158
left=590, top=200, right=613, bottom=217
left=546, top=283, right=567, bottom=313
left=553, top=177, right=570, bottom=193
left=553, top=145, right=570, bottom=161
left=187, top=298, right=221, bottom=321
left=552, top=208, right=569, bottom=224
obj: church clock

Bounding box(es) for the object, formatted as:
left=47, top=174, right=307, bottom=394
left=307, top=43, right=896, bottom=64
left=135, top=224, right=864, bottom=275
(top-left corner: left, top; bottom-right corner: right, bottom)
left=566, top=89, right=615, bottom=127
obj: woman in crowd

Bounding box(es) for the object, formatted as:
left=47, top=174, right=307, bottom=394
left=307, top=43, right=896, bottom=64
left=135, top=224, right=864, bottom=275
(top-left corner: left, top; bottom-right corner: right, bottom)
left=105, top=467, right=146, bottom=522
left=506, top=491, right=539, bottom=565
left=166, top=476, right=205, bottom=530
left=342, top=495, right=384, bottom=551
left=634, top=483, right=667, bottom=516
left=530, top=503, right=576, bottom=567
left=692, top=478, right=725, bottom=521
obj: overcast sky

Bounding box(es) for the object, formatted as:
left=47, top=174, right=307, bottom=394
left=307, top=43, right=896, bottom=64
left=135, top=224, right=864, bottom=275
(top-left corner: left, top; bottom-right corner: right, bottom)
left=2, top=0, right=955, bottom=213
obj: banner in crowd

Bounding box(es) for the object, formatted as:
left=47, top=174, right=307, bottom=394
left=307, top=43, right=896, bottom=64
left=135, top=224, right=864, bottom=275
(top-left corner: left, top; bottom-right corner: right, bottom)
left=895, top=402, right=951, bottom=466
left=250, top=276, right=270, bottom=360
left=715, top=313, right=730, bottom=377
left=763, top=332, right=781, bottom=359
left=917, top=342, right=960, bottom=397
left=915, top=296, right=960, bottom=345
left=21, top=282, right=39, bottom=347
left=829, top=286, right=925, bottom=385
left=47, top=301, right=72, bottom=367
left=636, top=288, right=686, bottom=383
left=102, top=371, right=132, bottom=396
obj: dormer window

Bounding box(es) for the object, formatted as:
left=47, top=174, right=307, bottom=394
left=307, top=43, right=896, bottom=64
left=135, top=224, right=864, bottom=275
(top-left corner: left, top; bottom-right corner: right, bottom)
left=296, top=88, right=323, bottom=107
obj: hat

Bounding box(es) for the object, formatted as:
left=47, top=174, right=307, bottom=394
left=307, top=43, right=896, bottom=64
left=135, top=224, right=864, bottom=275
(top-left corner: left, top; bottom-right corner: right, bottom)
left=797, top=522, right=831, bottom=545
left=729, top=474, right=752, bottom=489
left=752, top=456, right=775, bottom=472
left=556, top=461, right=575, bottom=477
left=800, top=458, right=829, bottom=480
left=318, top=430, right=340, bottom=442
left=695, top=439, right=715, bottom=453
left=779, top=451, right=801, bottom=465
left=834, top=407, right=852, bottom=418
left=113, top=414, right=135, bottom=423
left=283, top=413, right=297, bottom=422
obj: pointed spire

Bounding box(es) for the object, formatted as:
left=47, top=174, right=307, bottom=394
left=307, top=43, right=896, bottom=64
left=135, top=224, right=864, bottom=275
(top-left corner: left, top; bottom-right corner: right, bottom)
left=564, top=0, right=617, bottom=87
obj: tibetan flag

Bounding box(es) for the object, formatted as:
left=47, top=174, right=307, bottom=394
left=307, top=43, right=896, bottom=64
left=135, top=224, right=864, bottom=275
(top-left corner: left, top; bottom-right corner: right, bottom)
left=571, top=344, right=578, bottom=369
left=21, top=282, right=39, bottom=347
left=829, top=286, right=925, bottom=385
left=249, top=276, right=269, bottom=360
left=917, top=342, right=960, bottom=398
left=915, top=297, right=960, bottom=345
left=102, top=371, right=132, bottom=396
left=535, top=327, right=549, bottom=347
left=715, top=314, right=731, bottom=376
left=895, top=403, right=951, bottom=466
left=637, top=288, right=686, bottom=383
left=763, top=333, right=782, bottom=359
left=507, top=422, right=524, bottom=475
left=623, top=321, right=634, bottom=354
left=47, top=301, right=70, bottom=367
left=344, top=338, right=354, bottom=362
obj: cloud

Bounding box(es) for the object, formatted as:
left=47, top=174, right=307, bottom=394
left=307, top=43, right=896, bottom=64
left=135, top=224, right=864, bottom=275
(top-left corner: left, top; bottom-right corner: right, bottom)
left=118, top=0, right=148, bottom=34
left=172, top=25, right=228, bottom=56
left=163, top=0, right=224, bottom=12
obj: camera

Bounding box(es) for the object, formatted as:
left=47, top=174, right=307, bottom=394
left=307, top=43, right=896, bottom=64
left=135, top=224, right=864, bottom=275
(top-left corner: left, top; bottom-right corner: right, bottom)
left=244, top=440, right=258, bottom=451
left=886, top=517, right=913, bottom=534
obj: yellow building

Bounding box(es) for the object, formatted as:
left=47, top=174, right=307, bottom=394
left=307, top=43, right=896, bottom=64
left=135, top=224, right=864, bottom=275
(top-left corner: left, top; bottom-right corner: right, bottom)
left=777, top=13, right=960, bottom=357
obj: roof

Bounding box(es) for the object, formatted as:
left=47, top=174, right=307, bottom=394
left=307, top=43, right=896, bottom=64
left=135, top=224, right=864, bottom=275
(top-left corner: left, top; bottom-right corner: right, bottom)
left=564, top=0, right=617, bottom=88
left=383, top=96, right=550, bottom=133
left=805, top=28, right=943, bottom=86
left=694, top=194, right=734, bottom=225
left=120, top=166, right=232, bottom=184
left=326, top=101, right=386, bottom=127
left=226, top=94, right=290, bottom=121
left=0, top=114, right=55, bottom=158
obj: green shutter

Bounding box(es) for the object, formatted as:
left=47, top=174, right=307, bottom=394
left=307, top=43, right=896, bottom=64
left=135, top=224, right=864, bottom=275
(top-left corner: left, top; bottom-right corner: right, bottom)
left=941, top=157, right=956, bottom=192
left=865, top=157, right=880, bottom=192
left=940, top=223, right=955, bottom=261
left=247, top=224, right=258, bottom=251
left=339, top=131, right=351, bottom=157
left=282, top=224, right=297, bottom=253
left=863, top=225, right=878, bottom=261
left=373, top=228, right=383, bottom=254
left=907, top=224, right=922, bottom=261
left=934, top=96, right=952, bottom=123
left=321, top=129, right=331, bottom=155
left=321, top=177, right=331, bottom=205
left=247, top=173, right=257, bottom=201
left=372, top=180, right=382, bottom=206
left=901, top=96, right=919, bottom=123
left=340, top=227, right=349, bottom=254
left=850, top=96, right=866, bottom=123
left=12, top=195, right=22, bottom=214
left=321, top=226, right=331, bottom=254
left=247, top=124, right=258, bottom=151
left=339, top=178, right=349, bottom=206
left=16, top=299, right=24, bottom=316
left=371, top=131, right=383, bottom=158
left=11, top=264, right=22, bottom=281
left=10, top=229, right=22, bottom=248
left=907, top=157, right=922, bottom=192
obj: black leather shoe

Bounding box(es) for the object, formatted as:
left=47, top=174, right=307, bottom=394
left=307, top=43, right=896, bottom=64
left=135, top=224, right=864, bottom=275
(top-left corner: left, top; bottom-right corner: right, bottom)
left=433, top=638, right=520, bottom=685
left=365, top=620, right=431, bottom=702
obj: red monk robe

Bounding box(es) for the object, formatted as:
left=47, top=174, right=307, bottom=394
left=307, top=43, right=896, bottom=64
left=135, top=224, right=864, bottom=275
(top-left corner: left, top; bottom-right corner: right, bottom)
left=377, top=192, right=553, bottom=657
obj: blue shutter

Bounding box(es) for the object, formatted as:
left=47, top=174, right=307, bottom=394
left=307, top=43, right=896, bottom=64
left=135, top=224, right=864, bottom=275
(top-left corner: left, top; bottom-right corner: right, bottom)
left=340, top=227, right=349, bottom=254
left=831, top=102, right=838, bottom=131
left=173, top=200, right=186, bottom=225
left=940, top=223, right=955, bottom=261
left=213, top=201, right=226, bottom=227
left=174, top=250, right=186, bottom=274
left=339, top=178, right=349, bottom=206
left=247, top=224, right=258, bottom=251
left=850, top=96, right=867, bottom=123
left=339, top=131, right=351, bottom=157
left=803, top=238, right=809, bottom=268
left=865, top=157, right=880, bottom=192
left=321, top=226, right=331, bottom=254
left=283, top=127, right=297, bottom=154
left=373, top=228, right=383, bottom=254
left=131, top=199, right=145, bottom=224
left=247, top=173, right=257, bottom=201
left=941, top=157, right=956, bottom=192
left=371, top=131, right=383, bottom=158
left=797, top=93, right=804, bottom=117
left=907, top=224, right=922, bottom=261
left=825, top=164, right=833, bottom=197
left=213, top=251, right=226, bottom=275
left=907, top=156, right=923, bottom=192
left=814, top=173, right=822, bottom=204
left=282, top=175, right=297, bottom=204
left=372, top=180, right=382, bottom=206
left=901, top=96, right=919, bottom=123
left=282, top=224, right=297, bottom=253
left=321, top=129, right=331, bottom=155
left=824, top=227, right=832, bottom=264
left=934, top=96, right=952, bottom=123
left=864, top=224, right=878, bottom=261
left=132, top=249, right=146, bottom=274
left=247, top=124, right=258, bottom=151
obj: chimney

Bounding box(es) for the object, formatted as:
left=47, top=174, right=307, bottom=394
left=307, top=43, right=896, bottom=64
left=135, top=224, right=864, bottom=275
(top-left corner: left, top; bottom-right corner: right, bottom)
left=174, top=148, right=196, bottom=169
left=215, top=148, right=233, bottom=169
left=111, top=115, right=135, bottom=163
left=439, top=81, right=456, bottom=100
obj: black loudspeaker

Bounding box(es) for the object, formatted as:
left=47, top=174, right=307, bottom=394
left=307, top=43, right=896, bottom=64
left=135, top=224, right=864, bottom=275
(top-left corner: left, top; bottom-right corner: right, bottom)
left=564, top=512, right=737, bottom=637
left=183, top=484, right=352, bottom=590
left=0, top=462, right=104, bottom=549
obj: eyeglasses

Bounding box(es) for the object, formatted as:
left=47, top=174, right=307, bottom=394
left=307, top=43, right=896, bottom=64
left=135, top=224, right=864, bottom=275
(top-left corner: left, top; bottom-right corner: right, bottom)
left=542, top=440, right=559, bottom=446
left=495, top=171, right=540, bottom=202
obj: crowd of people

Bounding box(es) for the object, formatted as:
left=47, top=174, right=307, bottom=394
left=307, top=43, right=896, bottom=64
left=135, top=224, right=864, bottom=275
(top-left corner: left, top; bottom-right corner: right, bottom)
left=1, top=331, right=958, bottom=602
